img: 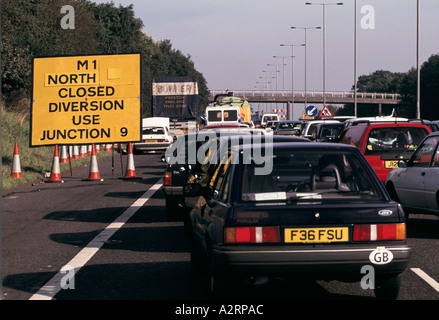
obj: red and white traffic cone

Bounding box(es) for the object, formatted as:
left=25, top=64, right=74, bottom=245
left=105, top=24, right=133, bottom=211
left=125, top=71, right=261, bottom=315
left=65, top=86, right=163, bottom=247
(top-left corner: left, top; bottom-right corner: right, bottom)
left=95, top=144, right=100, bottom=153
left=104, top=144, right=112, bottom=152
left=72, top=145, right=80, bottom=160
left=121, top=143, right=140, bottom=179
left=60, top=145, right=69, bottom=163
left=11, top=142, right=23, bottom=179
left=47, top=145, right=63, bottom=183
left=84, top=144, right=103, bottom=181
left=79, top=145, right=87, bottom=158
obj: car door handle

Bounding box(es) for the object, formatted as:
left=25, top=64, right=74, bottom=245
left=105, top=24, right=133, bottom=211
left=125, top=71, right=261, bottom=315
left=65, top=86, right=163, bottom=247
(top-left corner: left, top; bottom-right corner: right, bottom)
left=421, top=172, right=426, bottom=176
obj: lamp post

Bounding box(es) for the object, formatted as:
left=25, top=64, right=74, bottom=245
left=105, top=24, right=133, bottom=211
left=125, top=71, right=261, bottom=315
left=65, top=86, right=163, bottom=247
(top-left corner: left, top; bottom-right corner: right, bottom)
left=280, top=44, right=305, bottom=120
left=354, top=0, right=358, bottom=117
left=291, top=26, right=321, bottom=110
left=417, top=0, right=421, bottom=119
left=306, top=2, right=343, bottom=108
left=267, top=64, right=282, bottom=91
left=272, top=56, right=290, bottom=91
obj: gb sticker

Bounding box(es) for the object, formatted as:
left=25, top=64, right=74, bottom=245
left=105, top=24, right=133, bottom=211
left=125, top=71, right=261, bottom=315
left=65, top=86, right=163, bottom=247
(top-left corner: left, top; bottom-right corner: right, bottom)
left=369, top=247, right=393, bottom=265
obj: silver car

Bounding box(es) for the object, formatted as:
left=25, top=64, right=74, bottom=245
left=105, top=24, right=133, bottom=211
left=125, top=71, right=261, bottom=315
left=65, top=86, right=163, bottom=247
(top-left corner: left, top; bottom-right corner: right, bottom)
left=386, top=131, right=439, bottom=218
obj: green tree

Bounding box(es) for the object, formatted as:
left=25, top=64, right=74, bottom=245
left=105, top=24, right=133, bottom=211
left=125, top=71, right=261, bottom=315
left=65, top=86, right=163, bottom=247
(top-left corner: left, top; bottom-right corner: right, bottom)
left=1, top=0, right=97, bottom=104
left=420, top=54, right=439, bottom=119
left=336, top=54, right=439, bottom=119
left=1, top=0, right=210, bottom=117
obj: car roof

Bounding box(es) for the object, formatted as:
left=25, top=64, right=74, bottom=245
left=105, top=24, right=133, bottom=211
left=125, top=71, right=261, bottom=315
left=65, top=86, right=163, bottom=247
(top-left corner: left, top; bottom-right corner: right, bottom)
left=231, top=141, right=358, bottom=153
left=351, top=122, right=430, bottom=128
left=423, top=131, right=439, bottom=138
left=218, top=135, right=310, bottom=143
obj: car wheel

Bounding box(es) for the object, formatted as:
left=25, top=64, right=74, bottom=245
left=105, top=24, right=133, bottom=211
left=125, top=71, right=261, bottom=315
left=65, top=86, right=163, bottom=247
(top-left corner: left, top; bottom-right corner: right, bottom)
left=165, top=198, right=181, bottom=221
left=206, top=250, right=227, bottom=298
left=190, top=237, right=206, bottom=278
left=374, top=275, right=400, bottom=300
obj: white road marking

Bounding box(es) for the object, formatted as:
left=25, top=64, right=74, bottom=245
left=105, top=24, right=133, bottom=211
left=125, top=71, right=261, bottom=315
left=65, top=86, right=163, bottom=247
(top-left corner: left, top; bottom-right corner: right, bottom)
left=29, top=180, right=163, bottom=300
left=411, top=268, right=439, bottom=293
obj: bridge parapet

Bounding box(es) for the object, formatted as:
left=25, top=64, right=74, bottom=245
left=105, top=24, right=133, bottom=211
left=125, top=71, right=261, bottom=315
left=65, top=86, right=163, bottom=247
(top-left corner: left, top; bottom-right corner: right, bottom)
left=209, top=90, right=402, bottom=105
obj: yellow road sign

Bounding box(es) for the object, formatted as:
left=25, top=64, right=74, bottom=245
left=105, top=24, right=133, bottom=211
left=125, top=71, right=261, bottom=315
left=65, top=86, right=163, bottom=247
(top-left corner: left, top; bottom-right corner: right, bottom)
left=31, top=54, right=141, bottom=146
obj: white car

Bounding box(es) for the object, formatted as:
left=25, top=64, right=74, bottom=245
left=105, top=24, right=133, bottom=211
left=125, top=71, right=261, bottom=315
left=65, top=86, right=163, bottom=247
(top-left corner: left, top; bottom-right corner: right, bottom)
left=386, top=131, right=439, bottom=218
left=134, top=117, right=173, bottom=153
left=302, top=120, right=340, bottom=139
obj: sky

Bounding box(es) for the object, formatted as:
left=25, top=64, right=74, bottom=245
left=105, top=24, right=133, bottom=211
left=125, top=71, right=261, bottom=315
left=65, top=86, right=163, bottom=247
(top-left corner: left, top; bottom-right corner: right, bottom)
left=97, top=0, right=439, bottom=117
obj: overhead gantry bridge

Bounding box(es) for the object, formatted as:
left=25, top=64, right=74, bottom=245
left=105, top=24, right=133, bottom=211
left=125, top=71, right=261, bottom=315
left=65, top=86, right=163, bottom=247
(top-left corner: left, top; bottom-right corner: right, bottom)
left=209, top=90, right=402, bottom=105
left=208, top=90, right=403, bottom=119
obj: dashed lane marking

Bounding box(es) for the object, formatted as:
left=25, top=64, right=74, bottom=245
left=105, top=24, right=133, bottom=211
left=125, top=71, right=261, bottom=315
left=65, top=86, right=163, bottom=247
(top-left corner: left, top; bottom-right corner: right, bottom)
left=29, top=180, right=163, bottom=300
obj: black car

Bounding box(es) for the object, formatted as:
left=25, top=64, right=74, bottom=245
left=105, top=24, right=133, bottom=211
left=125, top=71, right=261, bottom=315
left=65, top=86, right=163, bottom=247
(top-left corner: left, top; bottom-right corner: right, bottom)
left=185, top=142, right=411, bottom=299
left=162, top=130, right=309, bottom=221
left=311, top=122, right=343, bottom=142
left=274, top=120, right=305, bottom=136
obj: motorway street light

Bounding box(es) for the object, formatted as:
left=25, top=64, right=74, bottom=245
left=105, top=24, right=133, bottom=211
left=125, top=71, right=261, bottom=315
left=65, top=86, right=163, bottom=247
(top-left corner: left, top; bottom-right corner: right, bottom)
left=417, top=0, right=421, bottom=119
left=272, top=56, right=290, bottom=91
left=306, top=2, right=343, bottom=107
left=280, top=44, right=305, bottom=120
left=267, top=63, right=282, bottom=91
left=262, top=70, right=275, bottom=90
left=291, top=26, right=321, bottom=110
left=354, top=0, right=358, bottom=117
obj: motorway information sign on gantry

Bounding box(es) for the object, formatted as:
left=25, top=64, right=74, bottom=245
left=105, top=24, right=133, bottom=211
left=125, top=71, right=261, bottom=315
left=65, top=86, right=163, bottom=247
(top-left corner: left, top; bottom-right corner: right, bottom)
left=30, top=53, right=141, bottom=147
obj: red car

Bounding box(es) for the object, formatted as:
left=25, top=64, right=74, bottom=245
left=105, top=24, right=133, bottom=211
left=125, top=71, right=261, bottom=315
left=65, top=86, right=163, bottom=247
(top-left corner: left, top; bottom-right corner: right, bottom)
left=338, top=122, right=431, bottom=182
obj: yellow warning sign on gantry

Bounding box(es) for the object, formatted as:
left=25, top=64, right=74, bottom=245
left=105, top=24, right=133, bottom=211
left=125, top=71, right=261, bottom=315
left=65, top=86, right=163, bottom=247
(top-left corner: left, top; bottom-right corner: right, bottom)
left=31, top=54, right=141, bottom=146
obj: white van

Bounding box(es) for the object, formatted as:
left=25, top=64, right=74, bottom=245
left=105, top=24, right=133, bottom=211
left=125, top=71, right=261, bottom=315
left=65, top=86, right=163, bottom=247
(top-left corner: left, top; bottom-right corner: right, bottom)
left=205, top=106, right=242, bottom=126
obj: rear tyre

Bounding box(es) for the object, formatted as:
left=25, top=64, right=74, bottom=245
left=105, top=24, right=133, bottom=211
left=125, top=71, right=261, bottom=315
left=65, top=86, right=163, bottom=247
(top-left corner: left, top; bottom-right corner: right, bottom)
left=165, top=197, right=181, bottom=221
left=374, top=275, right=400, bottom=300
left=208, top=256, right=227, bottom=299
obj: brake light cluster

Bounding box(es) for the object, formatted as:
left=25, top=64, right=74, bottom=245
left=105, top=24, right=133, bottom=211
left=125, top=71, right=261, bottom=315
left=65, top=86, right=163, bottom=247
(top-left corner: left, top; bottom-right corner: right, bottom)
left=224, top=226, right=281, bottom=244
left=353, top=223, right=406, bottom=241
left=163, top=172, right=172, bottom=186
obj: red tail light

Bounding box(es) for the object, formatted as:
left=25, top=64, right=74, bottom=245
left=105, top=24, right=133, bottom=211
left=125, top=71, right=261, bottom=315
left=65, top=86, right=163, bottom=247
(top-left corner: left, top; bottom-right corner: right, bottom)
left=163, top=172, right=172, bottom=186
left=225, top=226, right=281, bottom=244
left=353, top=223, right=406, bottom=241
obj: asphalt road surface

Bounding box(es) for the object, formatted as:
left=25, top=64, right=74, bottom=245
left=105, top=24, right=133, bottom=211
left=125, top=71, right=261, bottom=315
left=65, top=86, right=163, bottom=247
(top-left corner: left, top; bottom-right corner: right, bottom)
left=2, top=150, right=439, bottom=303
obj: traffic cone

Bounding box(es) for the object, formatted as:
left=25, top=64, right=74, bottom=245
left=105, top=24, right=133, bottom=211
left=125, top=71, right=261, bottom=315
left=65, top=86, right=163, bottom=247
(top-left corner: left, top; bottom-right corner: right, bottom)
left=47, top=145, right=63, bottom=183
left=80, top=145, right=87, bottom=158
left=60, top=145, right=69, bottom=163
left=104, top=144, right=112, bottom=152
left=73, top=145, right=80, bottom=160
left=11, top=142, right=22, bottom=179
left=121, top=143, right=141, bottom=179
left=95, top=144, right=100, bottom=153
left=83, top=144, right=103, bottom=181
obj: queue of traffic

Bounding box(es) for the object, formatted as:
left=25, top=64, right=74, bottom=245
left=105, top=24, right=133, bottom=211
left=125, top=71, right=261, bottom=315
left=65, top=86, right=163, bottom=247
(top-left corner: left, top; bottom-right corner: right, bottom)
left=152, top=112, right=439, bottom=300
left=261, top=116, right=439, bottom=218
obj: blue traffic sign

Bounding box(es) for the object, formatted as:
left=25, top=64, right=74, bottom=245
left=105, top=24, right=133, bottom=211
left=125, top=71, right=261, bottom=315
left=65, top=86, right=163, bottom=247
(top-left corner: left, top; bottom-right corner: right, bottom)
left=305, top=105, right=318, bottom=117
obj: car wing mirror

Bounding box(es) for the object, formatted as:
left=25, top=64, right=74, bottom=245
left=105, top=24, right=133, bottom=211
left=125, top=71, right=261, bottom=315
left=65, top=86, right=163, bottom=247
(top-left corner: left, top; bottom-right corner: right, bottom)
left=398, top=160, right=407, bottom=168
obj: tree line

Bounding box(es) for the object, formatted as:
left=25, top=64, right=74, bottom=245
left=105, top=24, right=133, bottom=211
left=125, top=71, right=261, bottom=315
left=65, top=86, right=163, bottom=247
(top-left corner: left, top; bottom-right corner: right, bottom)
left=335, top=53, right=439, bottom=119
left=1, top=0, right=210, bottom=117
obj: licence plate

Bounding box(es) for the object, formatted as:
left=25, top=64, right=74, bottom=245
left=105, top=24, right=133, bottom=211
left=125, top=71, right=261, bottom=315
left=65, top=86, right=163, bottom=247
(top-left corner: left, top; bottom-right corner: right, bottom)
left=385, top=161, right=398, bottom=169
left=284, top=227, right=349, bottom=243
left=144, top=139, right=158, bottom=143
